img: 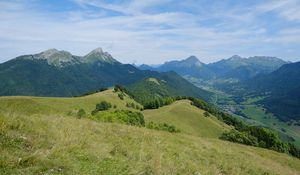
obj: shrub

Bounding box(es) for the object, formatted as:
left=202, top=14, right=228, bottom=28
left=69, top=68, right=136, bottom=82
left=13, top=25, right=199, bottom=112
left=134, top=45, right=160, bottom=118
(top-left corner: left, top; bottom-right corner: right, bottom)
left=118, top=93, right=124, bottom=100
left=77, top=109, right=86, bottom=118
left=203, top=111, right=210, bottom=117
left=144, top=97, right=177, bottom=109
left=220, top=130, right=258, bottom=146
left=288, top=143, right=300, bottom=158
left=90, top=110, right=145, bottom=127
left=146, top=122, right=180, bottom=133
left=96, top=101, right=112, bottom=111
left=246, top=126, right=289, bottom=152
left=114, top=85, right=134, bottom=98
left=92, top=101, right=112, bottom=115
left=126, top=102, right=140, bottom=109
left=76, top=87, right=108, bottom=97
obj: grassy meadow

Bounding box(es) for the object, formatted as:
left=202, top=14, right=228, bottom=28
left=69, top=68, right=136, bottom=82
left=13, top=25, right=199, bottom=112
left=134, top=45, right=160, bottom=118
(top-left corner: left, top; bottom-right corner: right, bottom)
left=143, top=100, right=230, bottom=138
left=1, top=90, right=300, bottom=174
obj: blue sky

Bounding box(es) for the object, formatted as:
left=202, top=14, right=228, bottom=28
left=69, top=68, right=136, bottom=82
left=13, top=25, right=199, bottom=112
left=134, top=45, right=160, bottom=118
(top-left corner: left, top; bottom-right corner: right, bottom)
left=1, top=0, right=300, bottom=64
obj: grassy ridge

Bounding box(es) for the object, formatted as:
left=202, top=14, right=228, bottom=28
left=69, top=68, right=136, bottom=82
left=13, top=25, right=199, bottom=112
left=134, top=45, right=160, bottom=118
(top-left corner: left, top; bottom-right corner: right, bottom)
left=0, top=89, right=139, bottom=116
left=143, top=100, right=229, bottom=138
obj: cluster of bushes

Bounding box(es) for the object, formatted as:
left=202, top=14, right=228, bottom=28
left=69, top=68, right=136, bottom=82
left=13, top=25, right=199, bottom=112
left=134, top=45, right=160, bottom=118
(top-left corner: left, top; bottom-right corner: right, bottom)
left=91, top=101, right=112, bottom=115
left=90, top=109, right=182, bottom=134
left=220, top=130, right=258, bottom=146
left=126, top=102, right=143, bottom=110
left=144, top=96, right=187, bottom=109
left=118, top=93, right=124, bottom=100
left=90, top=110, right=145, bottom=127
left=146, top=122, right=180, bottom=133
left=77, top=109, right=86, bottom=118
left=220, top=127, right=300, bottom=158
left=114, top=85, right=134, bottom=98
left=75, top=88, right=108, bottom=97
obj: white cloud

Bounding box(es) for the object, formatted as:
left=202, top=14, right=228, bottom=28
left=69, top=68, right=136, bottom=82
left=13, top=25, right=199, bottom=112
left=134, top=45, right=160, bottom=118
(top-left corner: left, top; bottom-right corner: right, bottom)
left=256, top=0, right=300, bottom=21
left=0, top=0, right=300, bottom=64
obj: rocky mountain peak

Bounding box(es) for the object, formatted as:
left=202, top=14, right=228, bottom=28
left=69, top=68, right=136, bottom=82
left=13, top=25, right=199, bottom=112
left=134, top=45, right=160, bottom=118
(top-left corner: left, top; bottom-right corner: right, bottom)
left=83, top=48, right=118, bottom=64
left=183, top=56, right=204, bottom=67
left=228, top=55, right=242, bottom=60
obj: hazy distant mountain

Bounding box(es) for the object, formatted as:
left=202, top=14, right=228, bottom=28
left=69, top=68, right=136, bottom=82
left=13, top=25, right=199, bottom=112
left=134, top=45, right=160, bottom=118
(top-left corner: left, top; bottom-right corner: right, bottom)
left=139, top=56, right=215, bottom=79
left=139, top=55, right=288, bottom=81
left=138, top=64, right=157, bottom=71
left=0, top=48, right=211, bottom=100
left=207, top=55, right=288, bottom=80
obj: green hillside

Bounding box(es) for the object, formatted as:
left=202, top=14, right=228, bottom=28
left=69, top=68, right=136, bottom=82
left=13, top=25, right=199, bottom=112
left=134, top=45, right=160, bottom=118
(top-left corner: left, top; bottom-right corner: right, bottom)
left=126, top=75, right=212, bottom=105
left=143, top=100, right=229, bottom=138
left=0, top=89, right=140, bottom=116
left=1, top=90, right=300, bottom=174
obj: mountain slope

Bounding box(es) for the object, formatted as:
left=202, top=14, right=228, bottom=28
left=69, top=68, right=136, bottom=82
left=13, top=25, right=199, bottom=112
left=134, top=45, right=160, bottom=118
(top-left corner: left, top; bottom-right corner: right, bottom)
left=1, top=91, right=299, bottom=174
left=0, top=58, right=144, bottom=97
left=245, top=62, right=300, bottom=121
left=0, top=49, right=210, bottom=99
left=126, top=73, right=212, bottom=104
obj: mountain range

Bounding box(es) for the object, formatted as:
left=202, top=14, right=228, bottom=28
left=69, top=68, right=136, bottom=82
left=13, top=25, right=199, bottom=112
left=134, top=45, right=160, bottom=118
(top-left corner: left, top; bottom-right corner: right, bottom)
left=0, top=48, right=210, bottom=102
left=139, top=55, right=288, bottom=81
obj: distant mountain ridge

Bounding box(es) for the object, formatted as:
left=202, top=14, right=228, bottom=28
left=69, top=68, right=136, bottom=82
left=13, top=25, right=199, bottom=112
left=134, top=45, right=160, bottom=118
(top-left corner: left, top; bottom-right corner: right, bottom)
left=139, top=56, right=215, bottom=79
left=207, top=55, right=288, bottom=80
left=139, top=55, right=288, bottom=81
left=18, top=48, right=118, bottom=67
left=0, top=48, right=211, bottom=101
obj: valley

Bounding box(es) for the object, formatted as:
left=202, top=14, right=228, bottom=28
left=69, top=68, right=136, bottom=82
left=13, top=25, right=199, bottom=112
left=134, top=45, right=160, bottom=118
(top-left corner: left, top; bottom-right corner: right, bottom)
left=140, top=55, right=300, bottom=147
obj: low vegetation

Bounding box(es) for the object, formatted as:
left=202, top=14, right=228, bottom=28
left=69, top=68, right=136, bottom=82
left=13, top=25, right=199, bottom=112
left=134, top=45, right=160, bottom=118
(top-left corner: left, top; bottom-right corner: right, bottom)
left=90, top=110, right=145, bottom=127
left=146, top=122, right=180, bottom=133
left=77, top=109, right=86, bottom=118
left=76, top=88, right=108, bottom=97
left=91, top=101, right=112, bottom=115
